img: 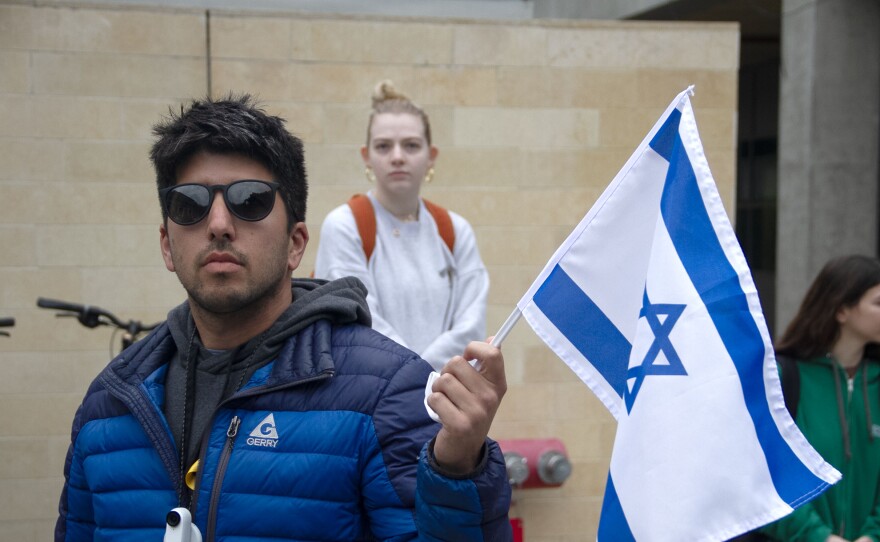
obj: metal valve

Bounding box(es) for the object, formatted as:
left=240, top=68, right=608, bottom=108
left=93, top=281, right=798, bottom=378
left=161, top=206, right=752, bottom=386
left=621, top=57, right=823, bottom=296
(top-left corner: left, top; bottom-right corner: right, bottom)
left=503, top=451, right=530, bottom=487
left=496, top=438, right=573, bottom=489
left=537, top=449, right=572, bottom=485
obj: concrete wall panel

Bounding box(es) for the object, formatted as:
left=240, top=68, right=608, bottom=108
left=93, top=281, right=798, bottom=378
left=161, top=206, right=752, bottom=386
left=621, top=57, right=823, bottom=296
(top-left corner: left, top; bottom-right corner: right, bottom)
left=776, top=0, right=880, bottom=328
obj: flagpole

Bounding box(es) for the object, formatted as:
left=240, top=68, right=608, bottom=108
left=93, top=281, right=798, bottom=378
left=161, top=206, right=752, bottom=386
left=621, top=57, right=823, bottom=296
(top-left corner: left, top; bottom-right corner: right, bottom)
left=490, top=307, right=522, bottom=348
left=467, top=307, right=521, bottom=373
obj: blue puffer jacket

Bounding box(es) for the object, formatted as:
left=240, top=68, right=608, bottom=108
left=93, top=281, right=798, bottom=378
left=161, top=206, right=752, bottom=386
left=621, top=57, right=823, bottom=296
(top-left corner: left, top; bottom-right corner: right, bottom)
left=56, top=318, right=511, bottom=541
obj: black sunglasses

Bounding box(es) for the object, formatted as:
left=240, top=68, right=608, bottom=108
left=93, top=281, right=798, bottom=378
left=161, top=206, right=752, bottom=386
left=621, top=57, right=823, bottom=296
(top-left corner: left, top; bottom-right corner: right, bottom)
left=160, top=180, right=282, bottom=226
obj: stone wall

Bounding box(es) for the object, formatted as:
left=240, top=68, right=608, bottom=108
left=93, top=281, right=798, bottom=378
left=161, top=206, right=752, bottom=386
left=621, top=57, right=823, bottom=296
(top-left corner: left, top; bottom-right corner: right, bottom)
left=0, top=3, right=739, bottom=539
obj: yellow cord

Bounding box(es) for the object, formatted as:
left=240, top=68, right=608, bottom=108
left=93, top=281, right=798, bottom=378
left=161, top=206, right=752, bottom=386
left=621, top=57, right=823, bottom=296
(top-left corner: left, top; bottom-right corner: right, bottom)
left=185, top=460, right=199, bottom=490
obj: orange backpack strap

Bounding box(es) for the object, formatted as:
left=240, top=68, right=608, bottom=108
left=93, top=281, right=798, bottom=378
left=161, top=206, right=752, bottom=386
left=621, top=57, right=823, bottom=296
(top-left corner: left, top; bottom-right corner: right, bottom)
left=423, top=198, right=456, bottom=254
left=348, top=194, right=455, bottom=262
left=347, top=194, right=377, bottom=262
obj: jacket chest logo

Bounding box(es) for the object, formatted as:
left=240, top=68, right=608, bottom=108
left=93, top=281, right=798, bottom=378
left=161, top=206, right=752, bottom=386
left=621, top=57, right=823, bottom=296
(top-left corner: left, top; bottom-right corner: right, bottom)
left=246, top=413, right=280, bottom=448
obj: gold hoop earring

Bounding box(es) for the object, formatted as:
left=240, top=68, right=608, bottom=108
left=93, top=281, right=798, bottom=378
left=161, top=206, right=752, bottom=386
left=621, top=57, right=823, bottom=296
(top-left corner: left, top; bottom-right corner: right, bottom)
left=365, top=167, right=377, bottom=183
left=424, top=167, right=435, bottom=184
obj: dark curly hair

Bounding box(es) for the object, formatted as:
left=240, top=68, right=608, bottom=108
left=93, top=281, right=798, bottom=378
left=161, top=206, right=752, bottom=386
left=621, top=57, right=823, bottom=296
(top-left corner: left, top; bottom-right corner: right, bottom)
left=150, top=94, right=307, bottom=228
left=776, top=254, right=880, bottom=359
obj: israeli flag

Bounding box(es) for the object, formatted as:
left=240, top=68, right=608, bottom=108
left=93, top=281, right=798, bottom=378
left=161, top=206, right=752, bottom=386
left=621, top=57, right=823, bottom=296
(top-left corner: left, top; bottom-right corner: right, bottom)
left=516, top=88, right=840, bottom=541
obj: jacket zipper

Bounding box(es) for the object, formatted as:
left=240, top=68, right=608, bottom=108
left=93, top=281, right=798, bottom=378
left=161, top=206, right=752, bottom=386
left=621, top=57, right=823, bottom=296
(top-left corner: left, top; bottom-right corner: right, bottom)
left=840, top=369, right=855, bottom=535
left=197, top=370, right=334, bottom=538
left=206, top=415, right=240, bottom=542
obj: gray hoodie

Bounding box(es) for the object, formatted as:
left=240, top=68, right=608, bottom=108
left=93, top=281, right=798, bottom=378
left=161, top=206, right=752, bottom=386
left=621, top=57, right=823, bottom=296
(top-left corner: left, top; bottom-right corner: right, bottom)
left=163, top=277, right=371, bottom=482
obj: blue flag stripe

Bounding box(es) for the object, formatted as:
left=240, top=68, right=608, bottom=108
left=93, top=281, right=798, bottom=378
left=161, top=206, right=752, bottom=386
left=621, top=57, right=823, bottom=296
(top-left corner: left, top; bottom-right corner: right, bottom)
left=533, top=264, right=631, bottom=398
left=652, top=110, right=830, bottom=505
left=598, top=474, right=636, bottom=542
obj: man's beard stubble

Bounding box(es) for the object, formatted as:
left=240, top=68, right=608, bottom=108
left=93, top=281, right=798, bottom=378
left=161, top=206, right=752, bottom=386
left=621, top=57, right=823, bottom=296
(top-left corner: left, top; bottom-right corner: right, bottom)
left=177, top=238, right=291, bottom=316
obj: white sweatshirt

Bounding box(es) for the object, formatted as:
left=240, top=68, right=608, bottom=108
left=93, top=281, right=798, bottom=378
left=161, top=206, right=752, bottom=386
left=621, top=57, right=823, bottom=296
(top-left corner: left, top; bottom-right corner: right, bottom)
left=314, top=192, right=489, bottom=370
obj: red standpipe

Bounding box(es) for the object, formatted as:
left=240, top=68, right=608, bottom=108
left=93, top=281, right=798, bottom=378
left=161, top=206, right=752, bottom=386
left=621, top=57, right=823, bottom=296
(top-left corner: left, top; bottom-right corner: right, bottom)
left=510, top=517, right=523, bottom=542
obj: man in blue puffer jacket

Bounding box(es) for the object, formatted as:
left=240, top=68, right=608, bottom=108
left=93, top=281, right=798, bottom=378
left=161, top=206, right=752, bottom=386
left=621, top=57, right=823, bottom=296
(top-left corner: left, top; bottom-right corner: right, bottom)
left=55, top=94, right=512, bottom=541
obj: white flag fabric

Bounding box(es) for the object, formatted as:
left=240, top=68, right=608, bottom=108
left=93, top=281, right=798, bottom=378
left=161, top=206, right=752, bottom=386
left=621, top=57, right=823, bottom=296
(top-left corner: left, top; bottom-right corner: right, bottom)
left=516, top=87, right=840, bottom=541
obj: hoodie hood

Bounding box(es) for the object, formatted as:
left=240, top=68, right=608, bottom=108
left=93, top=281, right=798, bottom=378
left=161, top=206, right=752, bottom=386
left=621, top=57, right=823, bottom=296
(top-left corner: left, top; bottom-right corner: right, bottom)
left=166, top=276, right=371, bottom=369
left=268, top=277, right=371, bottom=347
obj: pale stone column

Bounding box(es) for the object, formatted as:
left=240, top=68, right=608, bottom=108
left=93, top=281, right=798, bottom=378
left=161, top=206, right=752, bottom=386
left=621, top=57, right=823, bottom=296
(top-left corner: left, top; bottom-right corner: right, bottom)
left=775, top=0, right=880, bottom=330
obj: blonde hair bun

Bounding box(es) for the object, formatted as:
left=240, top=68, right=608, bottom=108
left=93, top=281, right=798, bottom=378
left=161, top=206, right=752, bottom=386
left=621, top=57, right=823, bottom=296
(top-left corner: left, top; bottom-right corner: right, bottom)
left=366, top=79, right=432, bottom=144
left=372, top=80, right=410, bottom=109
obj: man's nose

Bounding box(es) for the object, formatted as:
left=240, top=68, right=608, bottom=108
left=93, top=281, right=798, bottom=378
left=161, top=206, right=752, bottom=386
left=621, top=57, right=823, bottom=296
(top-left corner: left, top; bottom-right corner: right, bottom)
left=205, top=191, right=235, bottom=236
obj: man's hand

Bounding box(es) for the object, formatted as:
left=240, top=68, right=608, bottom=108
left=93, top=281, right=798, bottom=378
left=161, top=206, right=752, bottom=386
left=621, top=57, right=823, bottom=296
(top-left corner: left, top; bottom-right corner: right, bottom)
left=427, top=340, right=507, bottom=475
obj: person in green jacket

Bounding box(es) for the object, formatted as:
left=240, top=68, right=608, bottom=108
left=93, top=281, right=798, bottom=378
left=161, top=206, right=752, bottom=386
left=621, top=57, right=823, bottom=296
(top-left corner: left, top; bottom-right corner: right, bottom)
left=760, top=254, right=880, bottom=542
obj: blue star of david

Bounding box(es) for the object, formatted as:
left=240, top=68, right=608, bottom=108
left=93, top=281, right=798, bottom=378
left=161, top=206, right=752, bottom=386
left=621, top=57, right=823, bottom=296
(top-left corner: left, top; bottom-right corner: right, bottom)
left=624, top=290, right=688, bottom=413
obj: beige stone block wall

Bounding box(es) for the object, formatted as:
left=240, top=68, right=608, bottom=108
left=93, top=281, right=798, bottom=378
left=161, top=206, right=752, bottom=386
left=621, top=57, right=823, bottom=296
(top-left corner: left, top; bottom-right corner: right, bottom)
left=0, top=3, right=739, bottom=539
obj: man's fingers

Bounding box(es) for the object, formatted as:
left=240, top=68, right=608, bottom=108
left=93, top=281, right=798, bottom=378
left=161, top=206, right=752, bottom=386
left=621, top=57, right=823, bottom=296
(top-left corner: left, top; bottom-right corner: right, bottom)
left=432, top=363, right=503, bottom=432
left=430, top=369, right=469, bottom=405
left=426, top=372, right=483, bottom=433
left=429, top=341, right=506, bottom=430
left=460, top=341, right=506, bottom=392
left=425, top=387, right=469, bottom=430
left=429, top=341, right=508, bottom=474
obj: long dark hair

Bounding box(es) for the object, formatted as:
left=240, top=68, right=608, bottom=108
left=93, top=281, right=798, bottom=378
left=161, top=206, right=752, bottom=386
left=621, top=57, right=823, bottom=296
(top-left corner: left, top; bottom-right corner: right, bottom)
left=776, top=254, right=880, bottom=359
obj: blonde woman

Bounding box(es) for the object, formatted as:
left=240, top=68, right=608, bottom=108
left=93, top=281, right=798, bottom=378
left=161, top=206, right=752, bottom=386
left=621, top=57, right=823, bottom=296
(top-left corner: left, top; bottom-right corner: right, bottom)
left=315, top=81, right=488, bottom=370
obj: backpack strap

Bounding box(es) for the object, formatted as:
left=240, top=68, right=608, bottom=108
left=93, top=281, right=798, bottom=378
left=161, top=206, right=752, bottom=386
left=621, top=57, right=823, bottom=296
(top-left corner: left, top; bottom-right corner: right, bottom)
left=347, top=194, right=378, bottom=262
left=423, top=198, right=455, bottom=254
left=347, top=194, right=456, bottom=263
left=778, top=355, right=801, bottom=419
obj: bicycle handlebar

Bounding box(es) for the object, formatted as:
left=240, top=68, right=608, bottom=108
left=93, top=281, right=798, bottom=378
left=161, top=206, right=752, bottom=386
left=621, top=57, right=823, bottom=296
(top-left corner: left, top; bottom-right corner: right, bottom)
left=37, top=297, right=120, bottom=329
left=36, top=297, right=160, bottom=336
left=36, top=297, right=87, bottom=314
left=0, top=317, right=12, bottom=336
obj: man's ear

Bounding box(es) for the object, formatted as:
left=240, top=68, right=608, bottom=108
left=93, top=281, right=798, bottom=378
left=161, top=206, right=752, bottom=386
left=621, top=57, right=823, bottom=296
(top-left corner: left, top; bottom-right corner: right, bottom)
left=287, top=222, right=309, bottom=272
left=160, top=223, right=175, bottom=272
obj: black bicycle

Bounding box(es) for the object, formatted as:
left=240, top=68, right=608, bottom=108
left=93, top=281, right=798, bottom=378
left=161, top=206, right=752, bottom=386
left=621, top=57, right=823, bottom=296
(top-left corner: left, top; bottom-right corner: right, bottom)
left=36, top=297, right=161, bottom=355
left=0, top=317, right=13, bottom=337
